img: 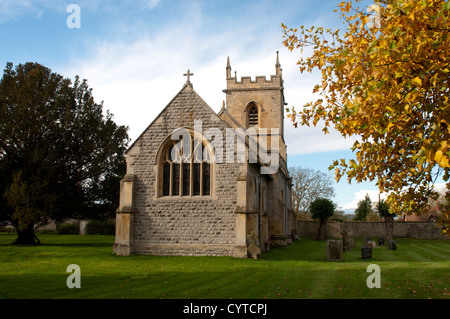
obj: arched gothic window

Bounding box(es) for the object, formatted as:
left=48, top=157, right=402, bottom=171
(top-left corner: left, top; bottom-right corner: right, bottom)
left=248, top=104, right=258, bottom=126
left=161, top=135, right=211, bottom=197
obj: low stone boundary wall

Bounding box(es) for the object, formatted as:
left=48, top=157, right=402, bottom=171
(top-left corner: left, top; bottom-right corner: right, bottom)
left=297, top=220, right=448, bottom=240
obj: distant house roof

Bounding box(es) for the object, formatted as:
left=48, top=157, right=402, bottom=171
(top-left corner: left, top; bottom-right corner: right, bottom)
left=404, top=204, right=441, bottom=222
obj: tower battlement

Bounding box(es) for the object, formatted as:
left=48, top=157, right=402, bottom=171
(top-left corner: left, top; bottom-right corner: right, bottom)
left=221, top=52, right=287, bottom=162
left=225, top=75, right=283, bottom=92
left=224, top=52, right=283, bottom=93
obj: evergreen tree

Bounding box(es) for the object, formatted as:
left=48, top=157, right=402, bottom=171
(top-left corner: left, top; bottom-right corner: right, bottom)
left=353, top=193, right=372, bottom=221
left=0, top=62, right=129, bottom=244
left=309, top=198, right=335, bottom=240
left=376, top=199, right=394, bottom=245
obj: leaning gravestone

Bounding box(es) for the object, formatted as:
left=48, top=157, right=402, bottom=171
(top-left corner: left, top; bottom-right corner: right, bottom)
left=327, top=240, right=343, bottom=261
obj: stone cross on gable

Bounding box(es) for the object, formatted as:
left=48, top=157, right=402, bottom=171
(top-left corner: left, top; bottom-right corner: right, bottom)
left=184, top=69, right=194, bottom=83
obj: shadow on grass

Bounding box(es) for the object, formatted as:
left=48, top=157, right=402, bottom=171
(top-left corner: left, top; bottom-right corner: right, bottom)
left=0, top=233, right=114, bottom=249
left=0, top=270, right=266, bottom=299
left=1, top=263, right=448, bottom=299
left=0, top=241, right=114, bottom=249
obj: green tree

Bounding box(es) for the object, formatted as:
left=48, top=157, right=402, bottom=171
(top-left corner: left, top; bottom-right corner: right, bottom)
left=376, top=198, right=394, bottom=244
left=0, top=62, right=129, bottom=244
left=353, top=193, right=372, bottom=221
left=309, top=197, right=336, bottom=240
left=366, top=209, right=380, bottom=222
left=376, top=199, right=391, bottom=219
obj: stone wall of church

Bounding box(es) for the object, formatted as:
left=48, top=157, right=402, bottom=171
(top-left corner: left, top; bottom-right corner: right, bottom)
left=127, top=87, right=241, bottom=256
left=130, top=161, right=240, bottom=256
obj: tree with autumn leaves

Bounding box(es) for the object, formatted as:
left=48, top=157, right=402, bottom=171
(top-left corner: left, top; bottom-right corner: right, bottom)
left=282, top=0, right=450, bottom=235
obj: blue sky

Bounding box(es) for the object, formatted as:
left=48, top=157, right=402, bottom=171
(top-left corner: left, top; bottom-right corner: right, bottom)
left=0, top=0, right=387, bottom=212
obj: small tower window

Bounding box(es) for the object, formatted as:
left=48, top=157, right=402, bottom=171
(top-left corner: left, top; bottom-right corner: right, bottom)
left=248, top=104, right=258, bottom=126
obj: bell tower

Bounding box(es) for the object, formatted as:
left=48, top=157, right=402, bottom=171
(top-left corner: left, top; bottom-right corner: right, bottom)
left=222, top=52, right=287, bottom=162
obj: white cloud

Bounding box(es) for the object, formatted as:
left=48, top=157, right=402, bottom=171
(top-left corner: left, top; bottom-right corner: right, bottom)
left=342, top=189, right=386, bottom=210
left=284, top=121, right=357, bottom=155
left=0, top=0, right=34, bottom=23
left=61, top=34, right=207, bottom=142
left=59, top=9, right=290, bottom=144
left=55, top=0, right=353, bottom=154
left=3, top=0, right=78, bottom=17
left=279, top=44, right=358, bottom=155
left=433, top=183, right=448, bottom=192
left=341, top=182, right=448, bottom=211
left=60, top=28, right=356, bottom=155
left=0, top=0, right=163, bottom=24
left=143, top=0, right=161, bottom=11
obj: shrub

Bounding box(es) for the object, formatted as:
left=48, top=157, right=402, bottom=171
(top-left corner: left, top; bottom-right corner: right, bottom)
left=0, top=226, right=15, bottom=233
left=56, top=222, right=79, bottom=234
left=85, top=220, right=115, bottom=235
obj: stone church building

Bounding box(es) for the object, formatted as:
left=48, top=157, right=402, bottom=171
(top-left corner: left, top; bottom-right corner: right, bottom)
left=113, top=52, right=296, bottom=258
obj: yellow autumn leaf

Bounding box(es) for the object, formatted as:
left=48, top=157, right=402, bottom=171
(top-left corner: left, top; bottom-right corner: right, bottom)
left=317, top=57, right=325, bottom=68
left=434, top=150, right=450, bottom=168
left=334, top=167, right=341, bottom=182
left=386, top=122, right=394, bottom=131
left=412, top=77, right=422, bottom=87
left=349, top=159, right=358, bottom=169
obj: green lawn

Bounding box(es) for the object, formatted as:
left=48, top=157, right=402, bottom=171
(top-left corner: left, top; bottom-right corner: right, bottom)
left=0, top=232, right=449, bottom=299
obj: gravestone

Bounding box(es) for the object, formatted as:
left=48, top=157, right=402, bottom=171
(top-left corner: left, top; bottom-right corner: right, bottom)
left=327, top=240, right=343, bottom=261
left=388, top=240, right=397, bottom=251
left=345, top=238, right=355, bottom=251
left=361, top=246, right=372, bottom=260
left=378, top=238, right=385, bottom=246
left=340, top=228, right=349, bottom=252
left=79, top=220, right=88, bottom=235
left=247, top=232, right=261, bottom=259
left=340, top=223, right=354, bottom=252
left=367, top=240, right=378, bottom=248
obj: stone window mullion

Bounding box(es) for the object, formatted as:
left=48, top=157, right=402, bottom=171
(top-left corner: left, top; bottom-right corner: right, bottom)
left=190, top=137, right=193, bottom=196
left=169, top=162, right=173, bottom=196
